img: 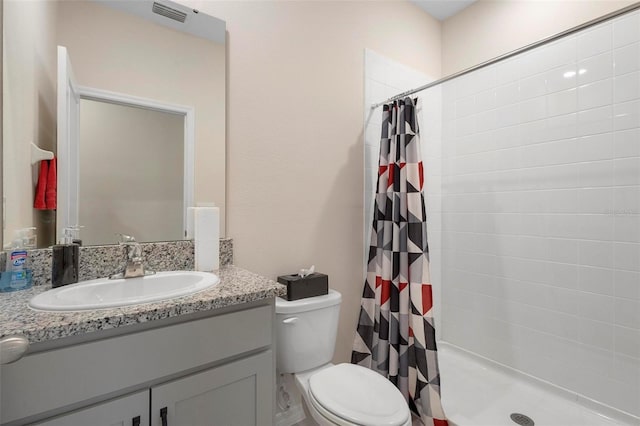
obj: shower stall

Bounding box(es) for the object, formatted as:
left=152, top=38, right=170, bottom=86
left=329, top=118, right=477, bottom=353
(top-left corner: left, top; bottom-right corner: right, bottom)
left=364, top=5, right=639, bottom=425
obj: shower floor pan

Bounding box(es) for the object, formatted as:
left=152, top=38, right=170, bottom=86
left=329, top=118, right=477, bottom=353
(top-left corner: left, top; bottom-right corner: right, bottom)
left=438, top=343, right=637, bottom=426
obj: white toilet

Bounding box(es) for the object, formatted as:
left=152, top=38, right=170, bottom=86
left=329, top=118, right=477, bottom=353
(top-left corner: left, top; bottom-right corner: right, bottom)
left=275, top=289, right=412, bottom=426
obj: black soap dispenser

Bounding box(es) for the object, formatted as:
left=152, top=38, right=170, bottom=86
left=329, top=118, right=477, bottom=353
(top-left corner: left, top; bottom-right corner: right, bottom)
left=52, top=226, right=81, bottom=288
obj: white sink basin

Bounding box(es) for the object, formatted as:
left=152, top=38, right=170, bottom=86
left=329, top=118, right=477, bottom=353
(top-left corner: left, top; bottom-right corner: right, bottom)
left=29, top=271, right=220, bottom=312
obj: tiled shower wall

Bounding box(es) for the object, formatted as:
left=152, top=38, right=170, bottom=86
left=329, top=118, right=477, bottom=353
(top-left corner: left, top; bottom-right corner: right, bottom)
left=363, top=50, right=443, bottom=335
left=439, top=10, right=639, bottom=416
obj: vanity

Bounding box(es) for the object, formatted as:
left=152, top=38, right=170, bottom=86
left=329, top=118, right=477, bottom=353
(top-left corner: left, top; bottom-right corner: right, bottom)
left=0, top=265, right=286, bottom=425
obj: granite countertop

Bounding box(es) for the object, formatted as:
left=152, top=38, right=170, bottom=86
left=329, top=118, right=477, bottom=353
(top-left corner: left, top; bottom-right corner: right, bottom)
left=0, top=266, right=286, bottom=344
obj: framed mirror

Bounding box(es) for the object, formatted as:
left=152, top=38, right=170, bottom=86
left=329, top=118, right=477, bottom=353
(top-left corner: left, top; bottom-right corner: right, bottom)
left=2, top=0, right=226, bottom=248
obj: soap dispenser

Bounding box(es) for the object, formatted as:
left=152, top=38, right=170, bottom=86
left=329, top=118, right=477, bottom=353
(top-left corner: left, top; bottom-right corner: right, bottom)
left=0, top=227, right=36, bottom=292
left=52, top=226, right=81, bottom=288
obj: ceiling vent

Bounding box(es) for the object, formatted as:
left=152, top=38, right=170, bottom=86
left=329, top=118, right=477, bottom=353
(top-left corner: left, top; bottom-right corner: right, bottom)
left=152, top=2, right=187, bottom=23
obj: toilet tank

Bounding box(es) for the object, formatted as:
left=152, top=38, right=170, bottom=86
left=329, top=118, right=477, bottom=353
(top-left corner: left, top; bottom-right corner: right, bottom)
left=275, top=290, right=342, bottom=373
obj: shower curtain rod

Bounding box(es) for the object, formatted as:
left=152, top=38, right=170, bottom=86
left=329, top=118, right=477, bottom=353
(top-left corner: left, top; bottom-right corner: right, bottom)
left=371, top=1, right=640, bottom=109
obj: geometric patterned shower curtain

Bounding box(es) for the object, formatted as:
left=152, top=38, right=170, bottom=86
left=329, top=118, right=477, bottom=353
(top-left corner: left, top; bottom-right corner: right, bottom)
left=352, top=97, right=448, bottom=426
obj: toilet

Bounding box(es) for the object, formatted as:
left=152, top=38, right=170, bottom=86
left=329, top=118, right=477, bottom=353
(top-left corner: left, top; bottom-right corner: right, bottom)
left=275, top=289, right=412, bottom=426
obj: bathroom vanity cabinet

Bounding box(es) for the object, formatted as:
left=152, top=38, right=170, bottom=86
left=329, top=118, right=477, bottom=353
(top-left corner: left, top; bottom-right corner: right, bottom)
left=1, top=300, right=275, bottom=426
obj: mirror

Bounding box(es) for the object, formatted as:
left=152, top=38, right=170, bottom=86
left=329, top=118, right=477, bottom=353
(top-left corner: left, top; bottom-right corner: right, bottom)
left=2, top=0, right=226, bottom=248
left=78, top=99, right=186, bottom=246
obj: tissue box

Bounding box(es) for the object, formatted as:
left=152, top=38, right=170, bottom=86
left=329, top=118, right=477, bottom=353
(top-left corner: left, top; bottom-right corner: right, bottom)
left=277, top=272, right=328, bottom=301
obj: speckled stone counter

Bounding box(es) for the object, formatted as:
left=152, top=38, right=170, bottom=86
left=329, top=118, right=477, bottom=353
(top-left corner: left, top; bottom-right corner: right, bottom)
left=0, top=238, right=233, bottom=287
left=0, top=265, right=285, bottom=344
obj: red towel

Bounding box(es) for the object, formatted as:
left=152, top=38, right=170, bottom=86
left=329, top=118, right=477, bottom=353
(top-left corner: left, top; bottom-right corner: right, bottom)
left=34, top=160, right=48, bottom=209
left=45, top=158, right=57, bottom=210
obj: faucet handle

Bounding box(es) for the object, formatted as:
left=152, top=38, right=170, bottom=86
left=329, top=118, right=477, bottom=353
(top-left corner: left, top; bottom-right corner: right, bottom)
left=116, top=234, right=136, bottom=244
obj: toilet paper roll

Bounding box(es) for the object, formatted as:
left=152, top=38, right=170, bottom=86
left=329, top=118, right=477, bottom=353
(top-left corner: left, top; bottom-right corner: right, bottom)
left=194, top=207, right=220, bottom=272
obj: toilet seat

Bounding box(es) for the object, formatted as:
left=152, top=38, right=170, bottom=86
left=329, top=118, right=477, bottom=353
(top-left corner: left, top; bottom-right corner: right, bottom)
left=307, top=363, right=410, bottom=426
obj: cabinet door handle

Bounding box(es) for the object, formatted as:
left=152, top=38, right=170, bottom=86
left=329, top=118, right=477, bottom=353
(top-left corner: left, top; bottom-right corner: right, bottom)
left=132, top=416, right=141, bottom=426
left=160, top=407, right=168, bottom=426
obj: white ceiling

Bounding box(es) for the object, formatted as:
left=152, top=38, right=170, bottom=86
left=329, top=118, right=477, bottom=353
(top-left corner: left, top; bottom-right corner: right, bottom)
left=410, top=0, right=477, bottom=21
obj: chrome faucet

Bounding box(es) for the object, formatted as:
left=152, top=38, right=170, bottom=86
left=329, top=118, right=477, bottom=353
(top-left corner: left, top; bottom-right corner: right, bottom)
left=109, top=234, right=155, bottom=279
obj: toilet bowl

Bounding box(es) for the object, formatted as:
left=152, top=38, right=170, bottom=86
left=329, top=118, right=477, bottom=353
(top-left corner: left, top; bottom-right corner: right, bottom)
left=275, top=290, right=411, bottom=426
left=294, top=363, right=412, bottom=426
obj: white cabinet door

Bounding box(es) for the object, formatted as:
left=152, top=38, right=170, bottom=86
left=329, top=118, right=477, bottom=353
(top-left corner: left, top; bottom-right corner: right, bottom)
left=33, top=390, right=148, bottom=426
left=151, top=351, right=274, bottom=426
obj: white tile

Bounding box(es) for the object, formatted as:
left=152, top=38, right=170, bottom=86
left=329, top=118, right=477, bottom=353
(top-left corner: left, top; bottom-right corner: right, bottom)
left=614, top=128, right=640, bottom=157
left=520, top=48, right=548, bottom=78
left=519, top=96, right=548, bottom=123
left=614, top=325, right=640, bottom=358
left=475, top=109, right=498, bottom=132
left=579, top=318, right=614, bottom=350
left=495, top=82, right=519, bottom=107
left=578, top=79, right=613, bottom=111
left=519, top=190, right=548, bottom=213
left=517, top=235, right=547, bottom=259
left=536, top=163, right=583, bottom=190
left=519, top=119, right=546, bottom=145
left=613, top=352, right=640, bottom=386
left=519, top=213, right=548, bottom=237
left=578, top=187, right=613, bottom=215
left=547, top=310, right=581, bottom=340
left=547, top=238, right=579, bottom=264
left=475, top=89, right=496, bottom=112
left=577, top=291, right=615, bottom=323
left=613, top=71, right=640, bottom=103
left=578, top=266, right=615, bottom=296
left=574, top=133, right=614, bottom=162
left=579, top=160, right=614, bottom=188
left=454, top=116, right=476, bottom=138
left=548, top=262, right=579, bottom=289
left=575, top=214, right=614, bottom=241
left=613, top=42, right=640, bottom=75
left=547, top=88, right=577, bottom=117
left=520, top=73, right=546, bottom=100
left=490, top=125, right=521, bottom=150
left=577, top=51, right=613, bottom=85
left=455, top=95, right=476, bottom=119
left=494, top=104, right=520, bottom=128
left=546, top=65, right=579, bottom=93
left=614, top=241, right=640, bottom=272
left=613, top=99, right=640, bottom=130
left=365, top=123, right=381, bottom=147
left=579, top=240, right=613, bottom=268
left=615, top=298, right=640, bottom=329
left=577, top=105, right=612, bottom=136
left=495, top=58, right=520, bottom=83
left=546, top=36, right=577, bottom=70
left=614, top=215, right=640, bottom=243
left=614, top=157, right=640, bottom=186
left=364, top=144, right=379, bottom=169
left=547, top=214, right=579, bottom=239
left=613, top=11, right=640, bottom=47
left=573, top=343, right=615, bottom=378
left=365, top=50, right=388, bottom=83
left=544, top=113, right=577, bottom=142
left=370, top=80, right=390, bottom=104
left=615, top=269, right=640, bottom=300
left=613, top=186, right=640, bottom=215
left=544, top=284, right=579, bottom=314
left=546, top=189, right=579, bottom=213
left=577, top=23, right=612, bottom=60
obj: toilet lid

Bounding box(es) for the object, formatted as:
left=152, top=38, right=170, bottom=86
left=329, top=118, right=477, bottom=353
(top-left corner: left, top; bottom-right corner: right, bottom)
left=308, top=363, right=410, bottom=426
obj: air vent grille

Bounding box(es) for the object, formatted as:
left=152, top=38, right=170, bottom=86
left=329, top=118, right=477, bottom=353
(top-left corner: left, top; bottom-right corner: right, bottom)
left=152, top=2, right=187, bottom=23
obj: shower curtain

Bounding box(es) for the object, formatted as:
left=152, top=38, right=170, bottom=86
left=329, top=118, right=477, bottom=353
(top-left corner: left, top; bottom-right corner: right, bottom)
left=352, top=97, right=447, bottom=426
